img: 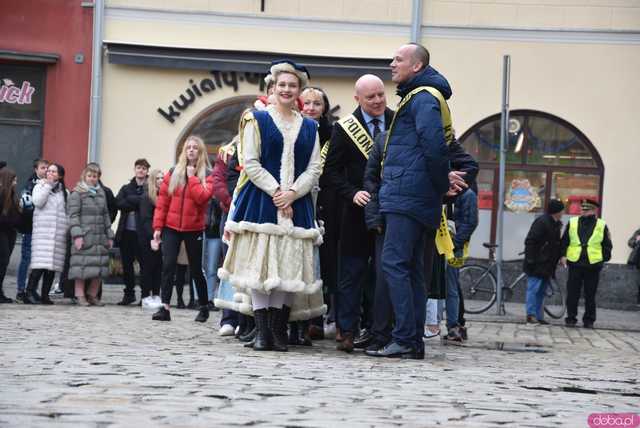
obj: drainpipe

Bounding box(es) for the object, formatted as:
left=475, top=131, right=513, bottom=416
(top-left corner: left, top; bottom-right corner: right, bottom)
left=88, top=0, right=104, bottom=163
left=410, top=0, right=423, bottom=42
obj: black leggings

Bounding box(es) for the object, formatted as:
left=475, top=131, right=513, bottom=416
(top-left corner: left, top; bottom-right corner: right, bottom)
left=160, top=228, right=207, bottom=307
left=0, top=229, right=17, bottom=291
left=27, top=269, right=56, bottom=293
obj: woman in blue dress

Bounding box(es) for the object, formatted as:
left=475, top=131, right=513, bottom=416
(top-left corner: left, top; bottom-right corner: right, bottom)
left=219, top=60, right=323, bottom=352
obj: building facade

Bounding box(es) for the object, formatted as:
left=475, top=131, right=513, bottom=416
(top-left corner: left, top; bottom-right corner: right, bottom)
left=99, top=0, right=640, bottom=265
left=0, top=0, right=94, bottom=184
left=13, top=0, right=633, bottom=266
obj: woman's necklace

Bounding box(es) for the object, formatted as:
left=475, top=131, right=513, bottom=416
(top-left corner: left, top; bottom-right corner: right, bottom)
left=270, top=105, right=295, bottom=133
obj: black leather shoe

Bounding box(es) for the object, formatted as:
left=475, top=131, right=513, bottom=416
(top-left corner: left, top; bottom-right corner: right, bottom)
left=372, top=342, right=416, bottom=359
left=152, top=307, right=171, bottom=321
left=177, top=297, right=186, bottom=309
left=353, top=329, right=374, bottom=349
left=117, top=295, right=136, bottom=306
left=208, top=301, right=220, bottom=312
left=0, top=294, right=13, bottom=304
left=565, top=319, right=578, bottom=328
left=583, top=322, right=594, bottom=329
left=194, top=306, right=209, bottom=323
left=537, top=319, right=550, bottom=325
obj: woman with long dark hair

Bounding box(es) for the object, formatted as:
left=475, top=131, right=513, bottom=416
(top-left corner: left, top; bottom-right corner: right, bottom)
left=151, top=135, right=214, bottom=322
left=0, top=168, right=22, bottom=303
left=24, top=163, right=68, bottom=304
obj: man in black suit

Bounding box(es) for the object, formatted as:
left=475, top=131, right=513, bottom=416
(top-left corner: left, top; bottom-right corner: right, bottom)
left=324, top=74, right=394, bottom=353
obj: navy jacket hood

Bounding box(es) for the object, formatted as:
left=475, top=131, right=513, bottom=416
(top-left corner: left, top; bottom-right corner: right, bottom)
left=397, top=66, right=452, bottom=100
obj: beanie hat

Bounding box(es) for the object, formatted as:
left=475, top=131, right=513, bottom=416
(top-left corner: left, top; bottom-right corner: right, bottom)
left=547, top=199, right=565, bottom=215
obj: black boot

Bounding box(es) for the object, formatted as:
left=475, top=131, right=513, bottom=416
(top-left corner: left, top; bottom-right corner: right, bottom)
left=270, top=307, right=289, bottom=352
left=194, top=306, right=209, bottom=323
left=41, top=281, right=54, bottom=305
left=288, top=322, right=301, bottom=345
left=25, top=273, right=41, bottom=304
left=297, top=320, right=312, bottom=346
left=240, top=327, right=257, bottom=343
left=253, top=309, right=273, bottom=351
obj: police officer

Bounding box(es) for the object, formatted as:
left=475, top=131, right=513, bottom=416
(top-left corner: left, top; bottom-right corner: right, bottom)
left=560, top=198, right=612, bottom=329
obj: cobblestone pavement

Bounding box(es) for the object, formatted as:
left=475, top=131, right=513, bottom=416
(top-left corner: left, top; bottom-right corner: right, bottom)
left=1, top=285, right=639, bottom=428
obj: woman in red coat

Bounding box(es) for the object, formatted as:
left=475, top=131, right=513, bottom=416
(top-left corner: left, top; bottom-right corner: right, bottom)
left=151, top=135, right=214, bottom=322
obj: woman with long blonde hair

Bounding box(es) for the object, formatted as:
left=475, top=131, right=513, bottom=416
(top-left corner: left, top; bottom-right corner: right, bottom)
left=138, top=169, right=163, bottom=299
left=68, top=164, right=114, bottom=306
left=151, top=136, right=214, bottom=322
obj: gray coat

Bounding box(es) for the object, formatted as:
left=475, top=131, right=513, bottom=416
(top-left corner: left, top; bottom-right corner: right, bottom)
left=68, top=183, right=115, bottom=280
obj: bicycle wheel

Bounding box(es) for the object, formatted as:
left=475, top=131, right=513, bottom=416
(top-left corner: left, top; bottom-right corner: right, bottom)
left=458, top=264, right=497, bottom=314
left=544, top=278, right=566, bottom=319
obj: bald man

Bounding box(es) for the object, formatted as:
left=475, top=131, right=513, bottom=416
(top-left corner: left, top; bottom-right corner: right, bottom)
left=323, top=74, right=394, bottom=353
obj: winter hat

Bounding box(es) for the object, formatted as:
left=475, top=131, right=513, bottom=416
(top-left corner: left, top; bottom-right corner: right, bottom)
left=547, top=199, right=565, bottom=215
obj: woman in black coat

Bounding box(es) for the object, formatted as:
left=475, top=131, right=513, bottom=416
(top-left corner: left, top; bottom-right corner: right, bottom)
left=138, top=169, right=164, bottom=299
left=0, top=168, right=22, bottom=303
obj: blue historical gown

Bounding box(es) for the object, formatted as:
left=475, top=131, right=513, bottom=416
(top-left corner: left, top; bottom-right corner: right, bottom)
left=217, top=106, right=326, bottom=319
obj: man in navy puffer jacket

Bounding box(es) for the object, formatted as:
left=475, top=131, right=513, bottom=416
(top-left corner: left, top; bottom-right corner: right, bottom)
left=375, top=43, right=451, bottom=359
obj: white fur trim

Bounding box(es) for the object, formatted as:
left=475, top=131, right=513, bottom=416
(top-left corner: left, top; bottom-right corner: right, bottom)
left=289, top=304, right=327, bottom=322
left=226, top=272, right=322, bottom=296
left=225, top=219, right=321, bottom=241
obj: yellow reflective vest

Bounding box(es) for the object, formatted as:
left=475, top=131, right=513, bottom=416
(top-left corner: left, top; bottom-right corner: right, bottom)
left=566, top=217, right=606, bottom=264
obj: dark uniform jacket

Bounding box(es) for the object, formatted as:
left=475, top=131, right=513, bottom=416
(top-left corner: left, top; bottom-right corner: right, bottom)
left=560, top=215, right=612, bottom=269
left=523, top=214, right=563, bottom=278
left=324, top=106, right=394, bottom=256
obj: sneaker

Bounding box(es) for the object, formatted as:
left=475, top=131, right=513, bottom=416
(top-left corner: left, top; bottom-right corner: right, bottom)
left=152, top=307, right=171, bottom=321
left=15, top=292, right=28, bottom=304
left=423, top=327, right=440, bottom=339
left=324, top=322, right=336, bottom=339
left=219, top=324, right=235, bottom=336
left=526, top=315, right=537, bottom=324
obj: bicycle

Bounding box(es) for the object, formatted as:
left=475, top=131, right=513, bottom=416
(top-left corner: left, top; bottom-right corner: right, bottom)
left=458, top=243, right=566, bottom=318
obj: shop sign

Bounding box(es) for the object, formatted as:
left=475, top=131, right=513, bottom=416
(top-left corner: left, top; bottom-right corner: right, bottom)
left=0, top=65, right=44, bottom=122
left=0, top=79, right=35, bottom=105
left=504, top=178, right=541, bottom=213
left=158, top=70, right=266, bottom=124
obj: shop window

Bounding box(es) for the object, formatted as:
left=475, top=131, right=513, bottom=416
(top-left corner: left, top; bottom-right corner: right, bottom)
left=459, top=110, right=603, bottom=259
left=175, top=95, right=256, bottom=161
left=0, top=64, right=46, bottom=183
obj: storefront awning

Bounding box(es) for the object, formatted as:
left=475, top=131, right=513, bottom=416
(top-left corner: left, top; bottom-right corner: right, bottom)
left=0, top=50, right=59, bottom=64
left=105, top=43, right=392, bottom=79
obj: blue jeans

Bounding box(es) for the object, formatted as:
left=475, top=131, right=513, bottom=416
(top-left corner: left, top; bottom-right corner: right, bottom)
left=204, top=237, right=222, bottom=301
left=382, top=214, right=432, bottom=350
left=525, top=276, right=549, bottom=320
left=17, top=233, right=32, bottom=292
left=445, top=265, right=460, bottom=329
